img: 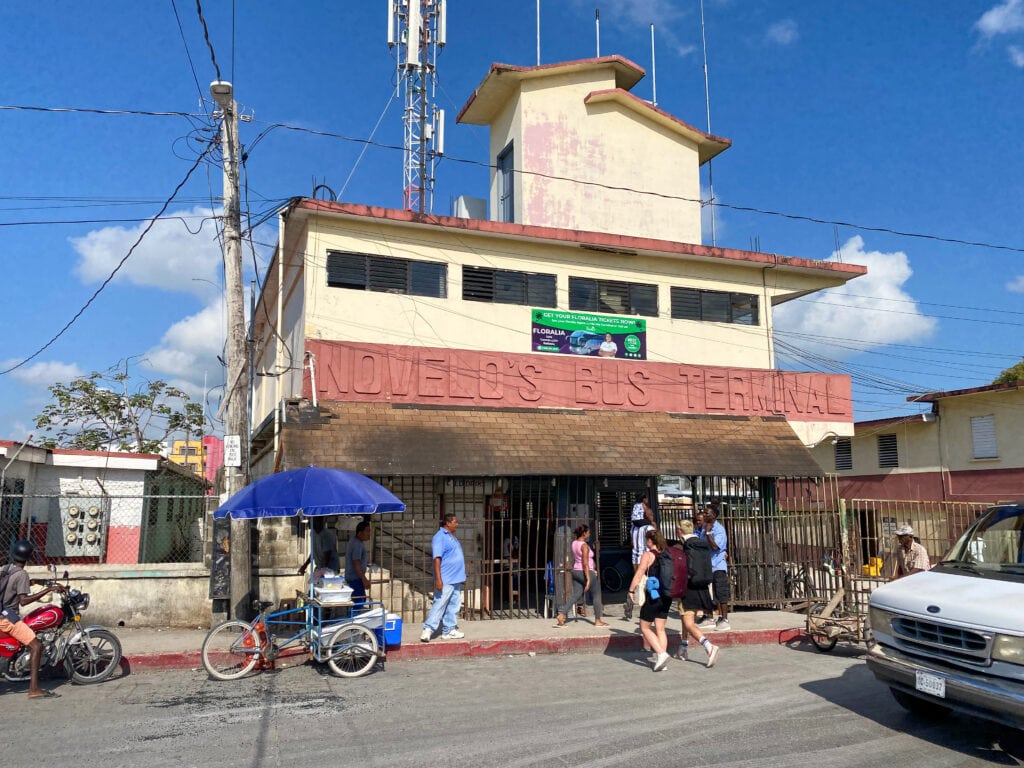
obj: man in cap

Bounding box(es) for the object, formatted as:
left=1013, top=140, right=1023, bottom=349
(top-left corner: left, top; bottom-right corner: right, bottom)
left=894, top=524, right=931, bottom=578
left=0, top=540, right=66, bottom=698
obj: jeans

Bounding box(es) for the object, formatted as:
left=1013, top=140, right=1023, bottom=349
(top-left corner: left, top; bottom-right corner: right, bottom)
left=558, top=569, right=602, bottom=619
left=423, top=582, right=463, bottom=635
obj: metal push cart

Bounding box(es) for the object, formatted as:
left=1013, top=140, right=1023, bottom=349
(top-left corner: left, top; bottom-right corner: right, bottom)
left=200, top=466, right=405, bottom=680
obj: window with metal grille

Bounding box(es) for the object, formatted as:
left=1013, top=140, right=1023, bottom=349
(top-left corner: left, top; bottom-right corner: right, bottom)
left=327, top=252, right=446, bottom=298
left=569, top=277, right=658, bottom=317
left=462, top=266, right=556, bottom=307
left=670, top=287, right=760, bottom=325
left=970, top=414, right=998, bottom=459
left=877, top=433, right=899, bottom=468
left=834, top=438, right=852, bottom=471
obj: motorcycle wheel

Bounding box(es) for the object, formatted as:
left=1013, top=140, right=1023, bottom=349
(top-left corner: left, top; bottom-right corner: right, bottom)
left=66, top=628, right=123, bottom=684
left=202, top=620, right=261, bottom=681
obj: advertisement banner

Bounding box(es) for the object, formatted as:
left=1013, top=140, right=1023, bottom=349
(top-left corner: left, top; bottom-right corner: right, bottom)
left=531, top=309, right=647, bottom=360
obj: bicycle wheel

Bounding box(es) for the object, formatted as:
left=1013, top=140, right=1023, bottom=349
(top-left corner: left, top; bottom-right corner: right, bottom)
left=66, top=628, right=122, bottom=684
left=601, top=566, right=623, bottom=593
left=202, top=620, right=261, bottom=680
left=326, top=624, right=378, bottom=678
left=807, top=602, right=838, bottom=652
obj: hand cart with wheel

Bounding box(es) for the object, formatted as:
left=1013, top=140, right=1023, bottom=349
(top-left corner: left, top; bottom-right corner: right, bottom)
left=805, top=576, right=878, bottom=652
left=200, top=466, right=405, bottom=681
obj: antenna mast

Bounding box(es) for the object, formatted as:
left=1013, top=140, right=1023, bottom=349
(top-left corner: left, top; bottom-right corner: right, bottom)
left=388, top=0, right=447, bottom=214
left=699, top=0, right=716, bottom=246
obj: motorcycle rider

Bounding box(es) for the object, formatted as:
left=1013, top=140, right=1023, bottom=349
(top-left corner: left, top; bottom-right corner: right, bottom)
left=0, top=540, right=65, bottom=698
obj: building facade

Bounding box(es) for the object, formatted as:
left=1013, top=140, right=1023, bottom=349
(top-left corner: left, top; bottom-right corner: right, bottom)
left=245, top=57, right=867, bottom=617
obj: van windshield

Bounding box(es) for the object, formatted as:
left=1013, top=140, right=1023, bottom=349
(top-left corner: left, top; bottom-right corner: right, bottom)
left=941, top=504, right=1024, bottom=575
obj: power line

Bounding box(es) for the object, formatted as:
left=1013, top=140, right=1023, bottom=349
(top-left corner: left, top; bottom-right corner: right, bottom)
left=169, top=0, right=207, bottom=111
left=0, top=143, right=215, bottom=377
left=194, top=0, right=221, bottom=82
left=0, top=104, right=203, bottom=118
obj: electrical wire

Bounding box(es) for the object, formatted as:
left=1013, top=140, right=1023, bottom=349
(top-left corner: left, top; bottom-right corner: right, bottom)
left=0, top=142, right=216, bottom=377
left=169, top=0, right=207, bottom=111
left=195, top=0, right=221, bottom=83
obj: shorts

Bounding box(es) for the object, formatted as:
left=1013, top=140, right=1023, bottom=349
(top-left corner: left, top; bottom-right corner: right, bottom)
left=712, top=570, right=731, bottom=605
left=639, top=594, right=671, bottom=623
left=0, top=616, right=35, bottom=645
left=680, top=587, right=715, bottom=615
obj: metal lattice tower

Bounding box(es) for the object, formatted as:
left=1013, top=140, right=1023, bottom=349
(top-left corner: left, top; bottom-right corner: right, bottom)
left=388, top=0, right=446, bottom=214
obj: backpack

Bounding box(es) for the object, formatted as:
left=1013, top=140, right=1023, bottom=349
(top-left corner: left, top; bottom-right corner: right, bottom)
left=654, top=549, right=675, bottom=599
left=667, top=544, right=688, bottom=599
left=683, top=537, right=713, bottom=589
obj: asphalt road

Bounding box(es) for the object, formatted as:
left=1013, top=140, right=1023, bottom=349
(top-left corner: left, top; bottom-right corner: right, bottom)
left=6, top=643, right=1022, bottom=767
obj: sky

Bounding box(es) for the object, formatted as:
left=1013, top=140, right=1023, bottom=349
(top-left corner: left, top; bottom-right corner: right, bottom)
left=1, top=1, right=1022, bottom=444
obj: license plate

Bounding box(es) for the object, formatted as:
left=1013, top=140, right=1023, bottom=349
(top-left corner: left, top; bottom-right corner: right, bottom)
left=915, top=671, right=946, bottom=698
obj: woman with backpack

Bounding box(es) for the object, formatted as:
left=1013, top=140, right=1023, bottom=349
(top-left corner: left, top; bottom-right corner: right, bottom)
left=553, top=524, right=609, bottom=628
left=626, top=529, right=672, bottom=671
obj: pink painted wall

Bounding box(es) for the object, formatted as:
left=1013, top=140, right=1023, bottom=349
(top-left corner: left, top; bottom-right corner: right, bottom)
left=305, top=340, right=853, bottom=423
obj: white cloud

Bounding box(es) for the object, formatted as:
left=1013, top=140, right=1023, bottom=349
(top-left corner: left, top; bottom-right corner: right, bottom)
left=140, top=298, right=227, bottom=401
left=69, top=206, right=221, bottom=297
left=1007, top=275, right=1024, bottom=292
left=568, top=0, right=696, bottom=57
left=7, top=360, right=85, bottom=388
left=1009, top=44, right=1024, bottom=66
left=976, top=0, right=1024, bottom=37
left=773, top=236, right=937, bottom=358
left=766, top=20, right=799, bottom=46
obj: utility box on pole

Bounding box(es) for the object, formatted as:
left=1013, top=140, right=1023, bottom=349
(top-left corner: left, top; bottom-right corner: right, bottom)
left=211, top=80, right=252, bottom=621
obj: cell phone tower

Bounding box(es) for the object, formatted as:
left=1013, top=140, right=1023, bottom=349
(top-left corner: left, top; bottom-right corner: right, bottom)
left=388, top=0, right=446, bottom=214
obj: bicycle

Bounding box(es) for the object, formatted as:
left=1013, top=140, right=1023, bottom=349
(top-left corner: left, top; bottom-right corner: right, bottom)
left=783, top=563, right=818, bottom=605
left=201, top=597, right=382, bottom=681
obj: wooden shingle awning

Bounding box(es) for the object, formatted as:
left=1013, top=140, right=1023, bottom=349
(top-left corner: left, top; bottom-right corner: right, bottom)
left=282, top=402, right=824, bottom=478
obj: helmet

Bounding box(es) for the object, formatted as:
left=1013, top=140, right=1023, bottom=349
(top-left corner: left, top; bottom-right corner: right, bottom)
left=9, top=539, right=33, bottom=563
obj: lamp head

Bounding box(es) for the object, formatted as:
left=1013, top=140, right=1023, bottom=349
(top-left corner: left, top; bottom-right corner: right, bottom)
left=209, top=80, right=233, bottom=108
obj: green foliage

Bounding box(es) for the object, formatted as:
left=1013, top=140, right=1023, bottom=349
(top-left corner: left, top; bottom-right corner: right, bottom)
left=992, top=360, right=1024, bottom=386
left=34, top=367, right=205, bottom=453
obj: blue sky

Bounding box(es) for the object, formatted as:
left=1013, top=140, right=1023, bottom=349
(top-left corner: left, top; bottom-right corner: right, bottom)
left=1, top=1, right=1022, bottom=442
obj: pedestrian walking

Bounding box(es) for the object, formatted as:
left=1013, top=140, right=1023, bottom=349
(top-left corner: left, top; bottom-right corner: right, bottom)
left=624, top=510, right=654, bottom=622
left=421, top=513, right=467, bottom=642
left=626, top=529, right=672, bottom=671
left=673, top=521, right=720, bottom=667
left=704, top=504, right=731, bottom=631
left=554, top=524, right=609, bottom=628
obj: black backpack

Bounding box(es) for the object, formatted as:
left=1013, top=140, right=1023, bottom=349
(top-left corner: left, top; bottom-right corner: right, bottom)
left=646, top=549, right=674, bottom=600
left=667, top=544, right=688, bottom=599
left=683, top=537, right=713, bottom=588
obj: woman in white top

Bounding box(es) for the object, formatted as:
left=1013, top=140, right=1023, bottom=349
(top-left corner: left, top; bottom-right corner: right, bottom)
left=554, top=525, right=608, bottom=628
left=598, top=333, right=618, bottom=358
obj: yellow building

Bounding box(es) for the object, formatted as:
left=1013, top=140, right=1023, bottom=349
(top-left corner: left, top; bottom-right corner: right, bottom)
left=167, top=439, right=205, bottom=477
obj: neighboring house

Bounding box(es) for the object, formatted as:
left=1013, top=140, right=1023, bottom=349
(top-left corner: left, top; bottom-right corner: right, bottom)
left=810, top=381, right=1024, bottom=502
left=0, top=440, right=208, bottom=564
left=246, top=56, right=867, bottom=614
left=166, top=435, right=224, bottom=495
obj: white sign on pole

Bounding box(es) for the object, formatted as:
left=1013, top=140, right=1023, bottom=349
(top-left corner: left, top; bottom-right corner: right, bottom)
left=224, top=434, right=242, bottom=467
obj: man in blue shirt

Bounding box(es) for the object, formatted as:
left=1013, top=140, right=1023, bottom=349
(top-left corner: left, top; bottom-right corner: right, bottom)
left=421, top=513, right=466, bottom=642
left=345, top=520, right=372, bottom=608
left=704, top=504, right=731, bottom=631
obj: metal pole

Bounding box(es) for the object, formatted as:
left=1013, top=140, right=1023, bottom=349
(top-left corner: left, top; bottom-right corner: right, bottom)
left=211, top=80, right=251, bottom=620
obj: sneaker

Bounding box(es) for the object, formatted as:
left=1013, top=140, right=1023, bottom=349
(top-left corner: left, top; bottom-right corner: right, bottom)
left=716, top=618, right=731, bottom=631
left=706, top=644, right=720, bottom=668
left=441, top=628, right=465, bottom=640
left=420, top=629, right=432, bottom=643
left=623, top=605, right=633, bottom=621
left=653, top=652, right=670, bottom=672
left=697, top=618, right=716, bottom=630
left=672, top=648, right=688, bottom=661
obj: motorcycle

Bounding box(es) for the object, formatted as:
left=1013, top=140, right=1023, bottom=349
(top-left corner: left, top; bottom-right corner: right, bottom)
left=0, top=564, right=122, bottom=685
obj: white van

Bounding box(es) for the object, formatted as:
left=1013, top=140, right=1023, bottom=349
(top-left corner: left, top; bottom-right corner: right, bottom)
left=866, top=501, right=1024, bottom=729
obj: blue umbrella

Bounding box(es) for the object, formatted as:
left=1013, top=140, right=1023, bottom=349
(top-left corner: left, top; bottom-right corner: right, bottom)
left=213, top=466, right=406, bottom=519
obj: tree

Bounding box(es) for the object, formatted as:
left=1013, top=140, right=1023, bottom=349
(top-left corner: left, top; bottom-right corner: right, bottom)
left=34, top=367, right=205, bottom=453
left=992, top=360, right=1024, bottom=386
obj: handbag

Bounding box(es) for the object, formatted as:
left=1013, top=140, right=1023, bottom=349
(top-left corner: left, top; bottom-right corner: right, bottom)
left=634, top=575, right=647, bottom=608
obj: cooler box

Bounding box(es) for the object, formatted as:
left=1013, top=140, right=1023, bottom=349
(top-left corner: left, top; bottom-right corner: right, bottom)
left=352, top=607, right=403, bottom=648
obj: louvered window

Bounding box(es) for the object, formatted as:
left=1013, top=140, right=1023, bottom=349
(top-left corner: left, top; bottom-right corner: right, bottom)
left=327, top=252, right=446, bottom=298
left=671, top=287, right=759, bottom=325
left=834, top=438, right=852, bottom=471
left=877, top=433, right=899, bottom=468
left=970, top=415, right=998, bottom=459
left=569, top=277, right=658, bottom=317
left=462, top=266, right=555, bottom=307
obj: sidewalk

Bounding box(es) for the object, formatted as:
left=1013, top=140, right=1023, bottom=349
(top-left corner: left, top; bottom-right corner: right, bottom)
left=120, top=606, right=806, bottom=672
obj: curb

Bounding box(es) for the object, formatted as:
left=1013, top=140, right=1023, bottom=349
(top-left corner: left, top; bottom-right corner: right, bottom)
left=124, top=627, right=806, bottom=671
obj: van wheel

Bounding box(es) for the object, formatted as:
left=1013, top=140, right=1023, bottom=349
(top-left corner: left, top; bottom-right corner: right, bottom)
left=890, top=688, right=952, bottom=720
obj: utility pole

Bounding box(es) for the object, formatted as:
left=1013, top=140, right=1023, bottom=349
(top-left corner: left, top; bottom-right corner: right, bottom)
left=210, top=80, right=251, bottom=621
